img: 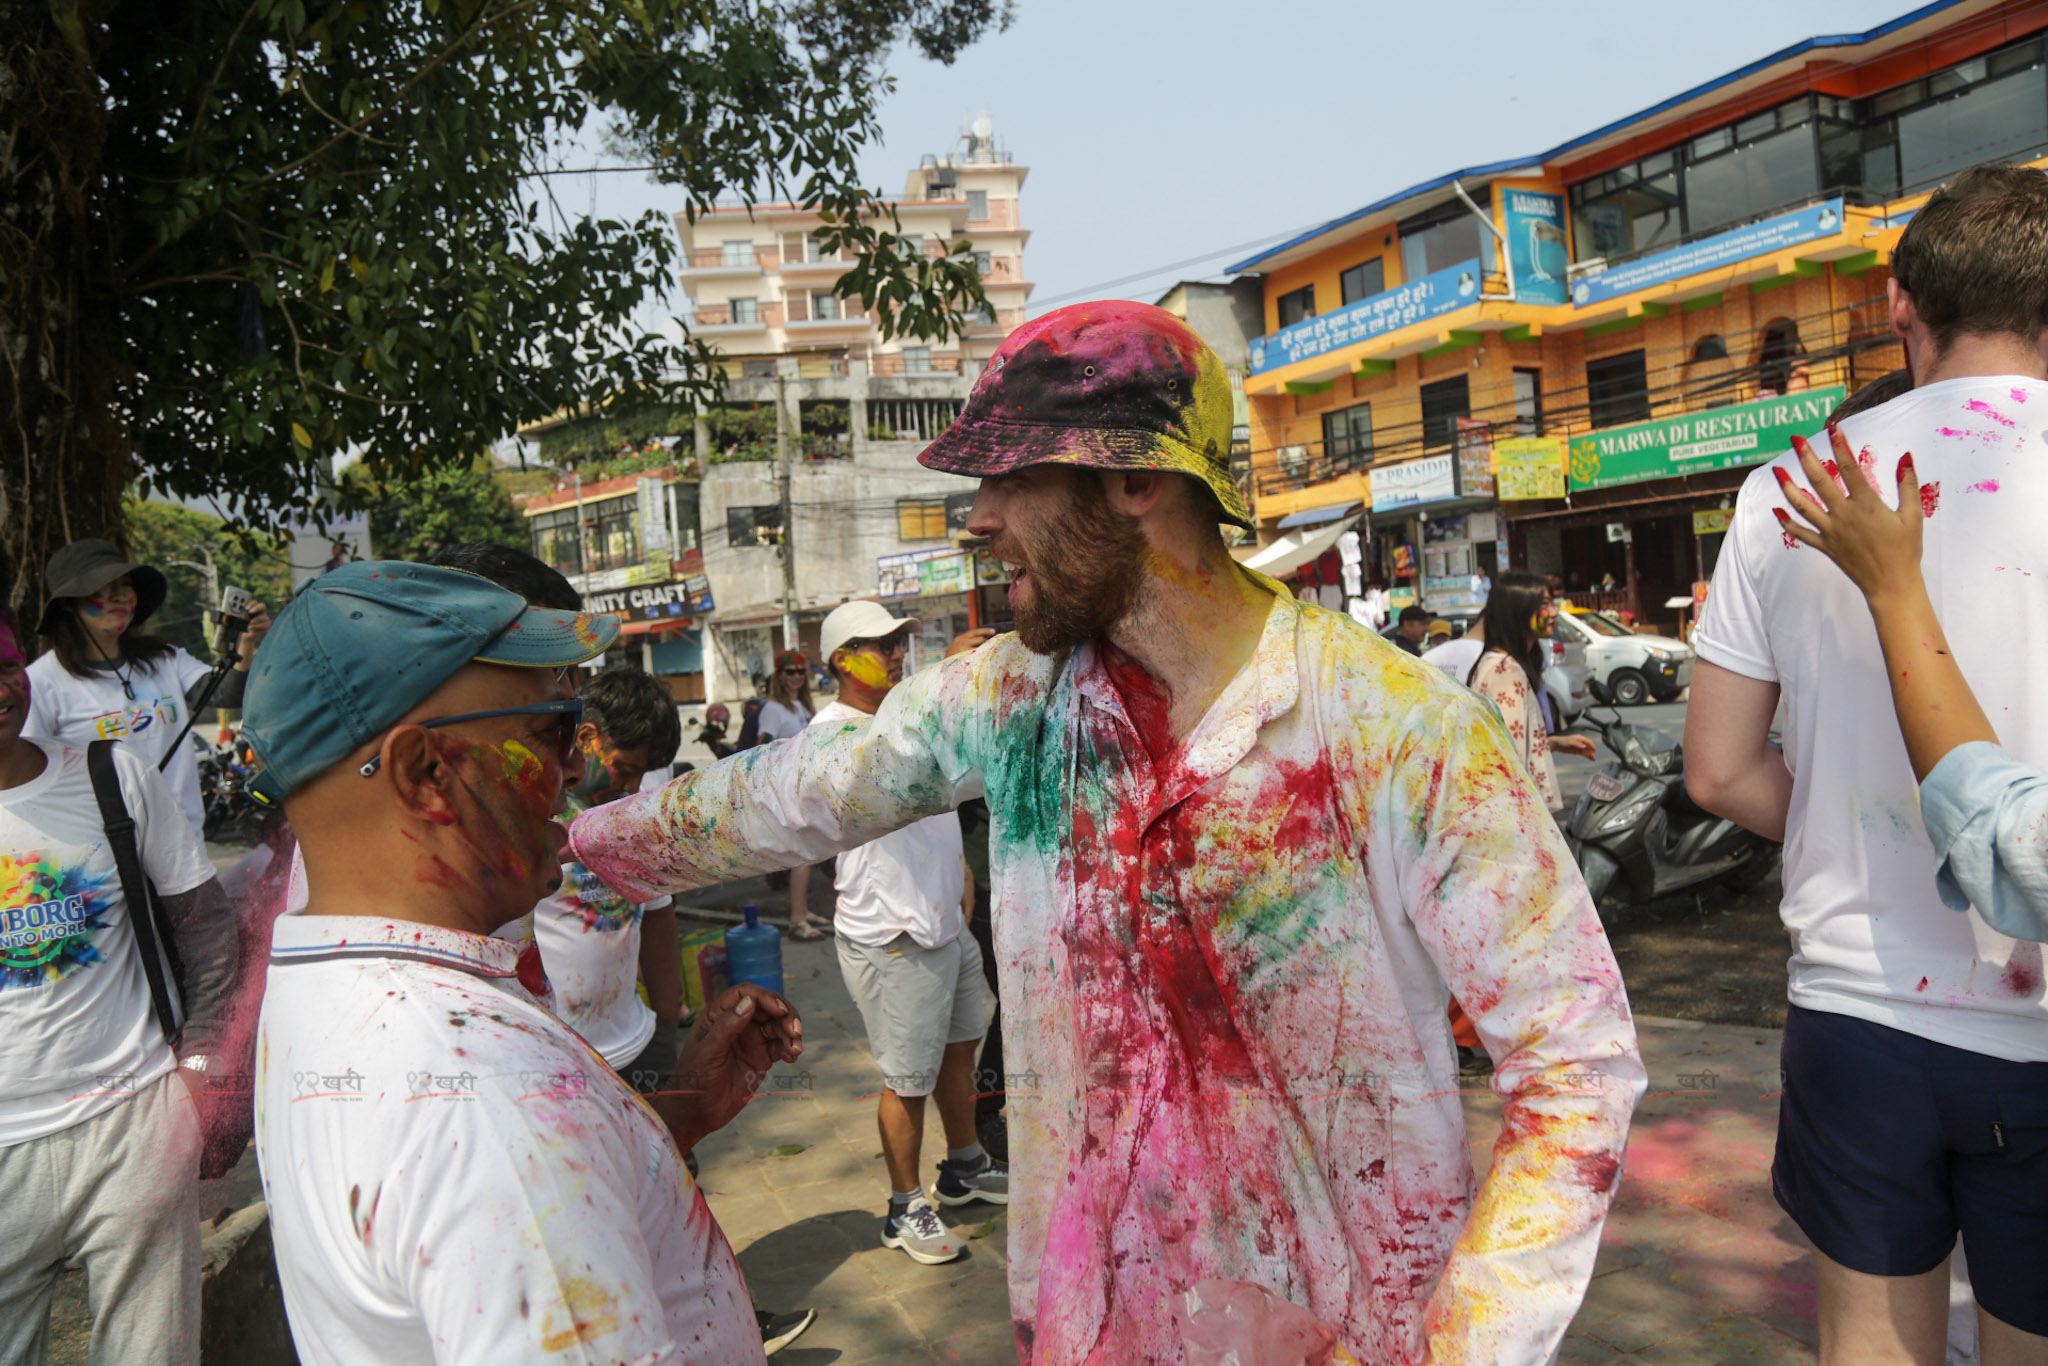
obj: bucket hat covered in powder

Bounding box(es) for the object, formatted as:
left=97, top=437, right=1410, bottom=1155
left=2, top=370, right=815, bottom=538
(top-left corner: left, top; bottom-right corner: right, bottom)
left=917, top=301, right=1251, bottom=528
left=38, top=539, right=169, bottom=635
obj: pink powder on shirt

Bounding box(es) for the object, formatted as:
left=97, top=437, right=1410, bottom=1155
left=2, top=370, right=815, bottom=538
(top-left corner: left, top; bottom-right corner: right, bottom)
left=1966, top=480, right=2001, bottom=494
left=1920, top=482, right=1942, bottom=517
left=1964, top=399, right=2017, bottom=427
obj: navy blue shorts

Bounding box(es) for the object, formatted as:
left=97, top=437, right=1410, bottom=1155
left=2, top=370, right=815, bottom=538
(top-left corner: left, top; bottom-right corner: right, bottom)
left=1773, top=1004, right=2048, bottom=1334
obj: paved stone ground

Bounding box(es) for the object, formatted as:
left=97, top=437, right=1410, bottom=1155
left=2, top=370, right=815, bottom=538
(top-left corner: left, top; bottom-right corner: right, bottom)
left=682, top=878, right=1824, bottom=1365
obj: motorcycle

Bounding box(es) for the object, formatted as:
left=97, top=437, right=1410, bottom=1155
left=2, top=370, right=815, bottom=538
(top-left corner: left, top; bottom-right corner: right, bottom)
left=197, top=733, right=271, bottom=844
left=1564, top=679, right=1779, bottom=910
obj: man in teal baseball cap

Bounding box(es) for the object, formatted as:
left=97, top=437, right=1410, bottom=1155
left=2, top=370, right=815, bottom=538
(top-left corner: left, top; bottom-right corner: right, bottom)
left=242, top=561, right=803, bottom=1366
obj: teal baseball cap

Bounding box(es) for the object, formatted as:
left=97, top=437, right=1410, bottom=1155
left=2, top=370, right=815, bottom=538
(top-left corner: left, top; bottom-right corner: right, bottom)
left=241, top=560, right=620, bottom=799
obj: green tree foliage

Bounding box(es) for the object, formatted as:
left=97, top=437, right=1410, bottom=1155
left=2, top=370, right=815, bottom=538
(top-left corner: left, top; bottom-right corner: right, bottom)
left=1, top=0, right=1005, bottom=616
left=121, top=498, right=295, bottom=663
left=345, top=459, right=527, bottom=565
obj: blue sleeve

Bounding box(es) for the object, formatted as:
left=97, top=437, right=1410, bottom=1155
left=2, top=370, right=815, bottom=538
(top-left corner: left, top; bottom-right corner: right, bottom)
left=1919, top=741, right=2048, bottom=943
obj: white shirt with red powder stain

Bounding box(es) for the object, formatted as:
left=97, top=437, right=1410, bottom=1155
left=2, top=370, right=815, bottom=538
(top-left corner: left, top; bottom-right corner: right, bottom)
left=573, top=585, right=1646, bottom=1366
left=1696, top=373, right=2048, bottom=1062
left=255, top=915, right=761, bottom=1366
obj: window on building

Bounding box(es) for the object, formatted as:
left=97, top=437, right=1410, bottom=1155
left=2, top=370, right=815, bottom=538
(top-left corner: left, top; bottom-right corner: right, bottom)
left=1680, top=101, right=1819, bottom=238
left=529, top=507, right=584, bottom=577
left=973, top=251, right=993, bottom=276
left=730, top=297, right=759, bottom=324
left=727, top=505, right=783, bottom=547
left=896, top=497, right=948, bottom=541
left=899, top=234, right=925, bottom=259
left=901, top=346, right=932, bottom=374
left=585, top=494, right=643, bottom=573
left=1512, top=369, right=1544, bottom=436
left=1569, top=155, right=1683, bottom=262
left=721, top=240, right=756, bottom=267
left=1339, top=257, right=1386, bottom=305
left=1586, top=350, right=1652, bottom=429
left=741, top=358, right=776, bottom=379
left=1895, top=51, right=2048, bottom=191
left=1692, top=335, right=1728, bottom=361
left=811, top=291, right=841, bottom=320
left=1321, top=403, right=1373, bottom=467
left=1276, top=285, right=1315, bottom=329
left=966, top=189, right=988, bottom=220
left=1685, top=334, right=1739, bottom=408
left=1399, top=194, right=1495, bottom=281
left=1754, top=318, right=1805, bottom=395
left=1419, top=376, right=1471, bottom=451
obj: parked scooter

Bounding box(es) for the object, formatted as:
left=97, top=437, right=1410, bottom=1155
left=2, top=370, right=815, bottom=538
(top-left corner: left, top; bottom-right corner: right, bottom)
left=1564, top=679, right=1779, bottom=910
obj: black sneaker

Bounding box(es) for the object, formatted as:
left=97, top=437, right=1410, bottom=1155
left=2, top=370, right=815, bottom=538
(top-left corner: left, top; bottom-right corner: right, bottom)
left=757, top=1307, right=816, bottom=1356
left=934, top=1154, right=1010, bottom=1206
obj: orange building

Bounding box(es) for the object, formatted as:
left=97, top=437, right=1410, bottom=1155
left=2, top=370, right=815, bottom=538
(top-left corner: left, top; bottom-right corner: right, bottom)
left=1230, top=0, right=2048, bottom=630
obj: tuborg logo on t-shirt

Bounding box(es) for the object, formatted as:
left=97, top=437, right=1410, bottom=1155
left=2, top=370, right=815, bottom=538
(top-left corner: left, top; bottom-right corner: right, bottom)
left=0, top=851, right=116, bottom=989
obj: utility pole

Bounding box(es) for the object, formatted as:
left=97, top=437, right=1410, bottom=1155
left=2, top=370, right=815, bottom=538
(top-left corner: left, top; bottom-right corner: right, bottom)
left=775, top=371, right=798, bottom=650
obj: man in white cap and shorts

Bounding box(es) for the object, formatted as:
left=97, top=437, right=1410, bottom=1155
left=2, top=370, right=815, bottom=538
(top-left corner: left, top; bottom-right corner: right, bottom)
left=810, top=598, right=1006, bottom=1264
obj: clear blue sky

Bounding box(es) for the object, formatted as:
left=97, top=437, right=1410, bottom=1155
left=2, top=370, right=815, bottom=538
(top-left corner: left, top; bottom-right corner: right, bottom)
left=572, top=0, right=1901, bottom=323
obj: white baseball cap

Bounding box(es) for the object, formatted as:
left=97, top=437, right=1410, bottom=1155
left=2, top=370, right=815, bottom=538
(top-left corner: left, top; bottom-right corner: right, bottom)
left=819, top=599, right=915, bottom=664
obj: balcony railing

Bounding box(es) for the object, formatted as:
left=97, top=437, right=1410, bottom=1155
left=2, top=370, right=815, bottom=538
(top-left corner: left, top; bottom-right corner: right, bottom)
left=869, top=352, right=964, bottom=377
left=785, top=296, right=867, bottom=325
left=685, top=246, right=782, bottom=272
left=691, top=301, right=784, bottom=328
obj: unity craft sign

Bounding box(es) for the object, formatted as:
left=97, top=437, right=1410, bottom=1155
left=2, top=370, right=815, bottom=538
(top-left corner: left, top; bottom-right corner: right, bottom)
left=1567, top=387, right=1846, bottom=493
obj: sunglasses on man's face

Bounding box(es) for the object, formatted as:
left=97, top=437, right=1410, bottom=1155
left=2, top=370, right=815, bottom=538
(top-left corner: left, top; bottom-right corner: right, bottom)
left=357, top=697, right=585, bottom=778
left=778, top=666, right=806, bottom=676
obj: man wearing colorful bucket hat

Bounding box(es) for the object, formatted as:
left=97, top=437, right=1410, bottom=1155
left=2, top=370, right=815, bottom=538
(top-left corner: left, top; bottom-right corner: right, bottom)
left=574, top=302, right=1644, bottom=1364
left=242, top=562, right=801, bottom=1366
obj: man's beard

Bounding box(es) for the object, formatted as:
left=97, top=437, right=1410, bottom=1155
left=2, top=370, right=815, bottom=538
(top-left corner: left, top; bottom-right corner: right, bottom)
left=1003, top=475, right=1151, bottom=655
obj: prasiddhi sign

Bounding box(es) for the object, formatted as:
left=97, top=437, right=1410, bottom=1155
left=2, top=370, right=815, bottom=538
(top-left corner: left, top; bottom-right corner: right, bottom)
left=1370, top=454, right=1458, bottom=512
left=1249, top=257, right=1481, bottom=375
left=1494, top=436, right=1568, bottom=500
left=1570, top=199, right=1845, bottom=307
left=1567, top=387, right=1846, bottom=492
left=1502, top=188, right=1568, bottom=307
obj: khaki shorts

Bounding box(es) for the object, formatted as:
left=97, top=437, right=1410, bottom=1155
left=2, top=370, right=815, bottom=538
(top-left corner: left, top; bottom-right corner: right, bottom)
left=836, top=931, right=986, bottom=1098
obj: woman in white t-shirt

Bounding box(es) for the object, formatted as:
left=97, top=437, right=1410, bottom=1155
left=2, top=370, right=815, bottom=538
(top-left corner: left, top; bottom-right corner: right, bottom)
left=24, top=540, right=270, bottom=843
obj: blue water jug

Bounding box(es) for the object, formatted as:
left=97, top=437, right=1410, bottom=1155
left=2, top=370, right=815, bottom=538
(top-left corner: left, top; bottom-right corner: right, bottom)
left=724, top=903, right=784, bottom=996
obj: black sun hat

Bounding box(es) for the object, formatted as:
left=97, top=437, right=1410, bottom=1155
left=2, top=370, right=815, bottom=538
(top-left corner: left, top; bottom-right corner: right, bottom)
left=38, top=539, right=169, bottom=635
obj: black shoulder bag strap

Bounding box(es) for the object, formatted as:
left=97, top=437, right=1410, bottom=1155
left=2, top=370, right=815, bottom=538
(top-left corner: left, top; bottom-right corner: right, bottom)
left=86, top=740, right=183, bottom=1042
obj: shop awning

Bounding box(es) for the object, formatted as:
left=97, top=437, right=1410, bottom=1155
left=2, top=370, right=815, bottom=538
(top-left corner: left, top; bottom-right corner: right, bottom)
left=1275, top=500, right=1361, bottom=530
left=1242, top=518, right=1354, bottom=580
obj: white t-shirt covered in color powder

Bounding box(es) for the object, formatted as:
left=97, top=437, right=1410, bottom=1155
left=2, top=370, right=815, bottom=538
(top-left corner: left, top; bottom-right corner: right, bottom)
left=810, top=701, right=966, bottom=950
left=1695, top=374, right=2048, bottom=1061
left=0, top=739, right=215, bottom=1145
left=25, top=649, right=213, bottom=842
left=257, top=915, right=760, bottom=1366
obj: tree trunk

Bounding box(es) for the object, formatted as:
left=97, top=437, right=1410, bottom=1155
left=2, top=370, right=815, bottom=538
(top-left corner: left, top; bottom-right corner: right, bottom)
left=1, top=5, right=129, bottom=625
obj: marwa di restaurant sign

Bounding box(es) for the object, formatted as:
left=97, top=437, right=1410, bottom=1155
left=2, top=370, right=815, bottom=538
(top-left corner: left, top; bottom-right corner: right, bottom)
left=1568, top=387, right=1845, bottom=493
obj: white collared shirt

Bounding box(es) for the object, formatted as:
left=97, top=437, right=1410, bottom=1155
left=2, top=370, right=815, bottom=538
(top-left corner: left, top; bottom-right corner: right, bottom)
left=255, top=914, right=760, bottom=1366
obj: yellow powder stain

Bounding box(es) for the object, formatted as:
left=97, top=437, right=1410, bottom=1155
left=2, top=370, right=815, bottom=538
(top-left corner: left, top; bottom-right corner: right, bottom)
left=537, top=1278, right=621, bottom=1351
left=840, top=650, right=891, bottom=689
left=496, top=739, right=544, bottom=780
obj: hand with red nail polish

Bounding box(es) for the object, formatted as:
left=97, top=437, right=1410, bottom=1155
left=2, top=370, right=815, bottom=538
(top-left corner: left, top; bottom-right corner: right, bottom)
left=1776, top=421, right=1923, bottom=605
